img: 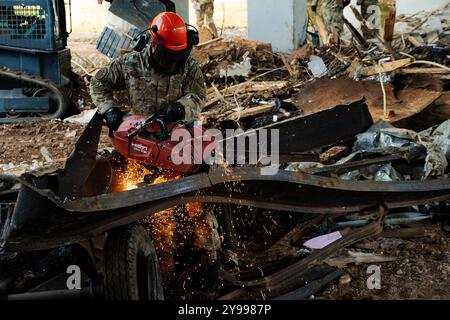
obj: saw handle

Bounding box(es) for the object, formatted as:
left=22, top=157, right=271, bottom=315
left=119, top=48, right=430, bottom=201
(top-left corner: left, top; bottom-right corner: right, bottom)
left=126, top=114, right=168, bottom=140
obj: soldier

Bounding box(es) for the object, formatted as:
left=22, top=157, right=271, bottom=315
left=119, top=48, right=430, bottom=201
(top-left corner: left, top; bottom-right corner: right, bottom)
left=192, top=0, right=218, bottom=38
left=90, top=12, right=220, bottom=288
left=91, top=12, right=206, bottom=123
left=311, top=0, right=350, bottom=40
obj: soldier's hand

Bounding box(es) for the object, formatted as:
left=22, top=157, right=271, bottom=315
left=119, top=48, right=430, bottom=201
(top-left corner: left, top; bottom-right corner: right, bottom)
left=166, top=102, right=186, bottom=122
left=103, top=107, right=124, bottom=131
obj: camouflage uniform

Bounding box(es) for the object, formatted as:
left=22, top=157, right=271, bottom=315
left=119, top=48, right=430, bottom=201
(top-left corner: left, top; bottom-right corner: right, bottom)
left=194, top=0, right=218, bottom=38
left=319, top=0, right=347, bottom=35
left=91, top=49, right=220, bottom=278
left=90, top=46, right=207, bottom=121
left=148, top=203, right=221, bottom=279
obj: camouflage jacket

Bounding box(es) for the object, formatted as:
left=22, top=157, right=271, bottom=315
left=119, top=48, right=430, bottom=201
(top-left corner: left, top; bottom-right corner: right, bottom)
left=198, top=0, right=213, bottom=5
left=313, top=0, right=350, bottom=8
left=90, top=47, right=207, bottom=121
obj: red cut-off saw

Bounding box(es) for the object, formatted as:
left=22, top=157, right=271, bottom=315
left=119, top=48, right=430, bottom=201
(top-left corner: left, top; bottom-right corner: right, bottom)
left=110, top=115, right=217, bottom=174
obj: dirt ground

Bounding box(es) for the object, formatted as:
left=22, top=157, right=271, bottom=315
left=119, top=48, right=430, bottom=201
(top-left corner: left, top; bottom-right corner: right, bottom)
left=0, top=121, right=83, bottom=174
left=0, top=120, right=112, bottom=175
left=319, top=226, right=450, bottom=300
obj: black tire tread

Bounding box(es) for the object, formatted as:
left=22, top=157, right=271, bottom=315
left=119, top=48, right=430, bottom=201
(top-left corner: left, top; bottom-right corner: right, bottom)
left=104, top=224, right=163, bottom=300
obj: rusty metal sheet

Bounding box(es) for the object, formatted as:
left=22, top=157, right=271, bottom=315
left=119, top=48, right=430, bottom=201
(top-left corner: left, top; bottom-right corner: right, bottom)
left=107, top=0, right=175, bottom=30
left=218, top=208, right=385, bottom=300
left=3, top=160, right=449, bottom=252
left=224, top=100, right=373, bottom=156
left=273, top=268, right=344, bottom=300
left=25, top=166, right=450, bottom=214
left=292, top=78, right=442, bottom=123
left=194, top=194, right=377, bottom=214
left=303, top=154, right=403, bottom=175
left=63, top=172, right=212, bottom=212
left=3, top=176, right=449, bottom=253
left=208, top=167, right=450, bottom=193
left=57, top=112, right=104, bottom=200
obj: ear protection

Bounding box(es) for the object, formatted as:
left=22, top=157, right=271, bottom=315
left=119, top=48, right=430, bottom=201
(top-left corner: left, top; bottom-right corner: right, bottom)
left=132, top=28, right=151, bottom=52
left=186, top=24, right=199, bottom=48
left=132, top=24, right=199, bottom=52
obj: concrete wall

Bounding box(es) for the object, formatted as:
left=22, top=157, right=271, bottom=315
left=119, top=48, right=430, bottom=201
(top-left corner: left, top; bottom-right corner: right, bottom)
left=395, top=0, right=448, bottom=15
left=70, top=1, right=107, bottom=34
left=248, top=0, right=307, bottom=53
left=170, top=0, right=190, bottom=22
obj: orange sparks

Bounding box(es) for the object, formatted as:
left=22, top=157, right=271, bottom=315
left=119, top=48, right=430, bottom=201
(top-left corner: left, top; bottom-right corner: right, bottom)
left=120, top=160, right=151, bottom=191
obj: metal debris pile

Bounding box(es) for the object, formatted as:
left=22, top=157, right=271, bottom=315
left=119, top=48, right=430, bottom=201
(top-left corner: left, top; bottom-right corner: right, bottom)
left=208, top=115, right=450, bottom=300
left=286, top=119, right=450, bottom=181
left=197, top=4, right=449, bottom=132
left=177, top=6, right=450, bottom=298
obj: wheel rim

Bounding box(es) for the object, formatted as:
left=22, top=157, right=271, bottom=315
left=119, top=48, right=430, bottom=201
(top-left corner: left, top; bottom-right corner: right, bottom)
left=137, top=252, right=164, bottom=300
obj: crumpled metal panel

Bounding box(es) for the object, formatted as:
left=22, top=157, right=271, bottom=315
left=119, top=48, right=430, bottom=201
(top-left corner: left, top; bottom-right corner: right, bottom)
left=108, top=0, right=175, bottom=30
left=354, top=120, right=449, bottom=179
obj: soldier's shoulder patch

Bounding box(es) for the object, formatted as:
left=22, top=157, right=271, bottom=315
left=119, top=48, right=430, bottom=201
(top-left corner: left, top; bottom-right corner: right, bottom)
left=95, top=67, right=109, bottom=81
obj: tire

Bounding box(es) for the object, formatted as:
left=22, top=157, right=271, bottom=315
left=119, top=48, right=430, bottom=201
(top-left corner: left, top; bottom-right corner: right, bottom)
left=104, top=224, right=164, bottom=300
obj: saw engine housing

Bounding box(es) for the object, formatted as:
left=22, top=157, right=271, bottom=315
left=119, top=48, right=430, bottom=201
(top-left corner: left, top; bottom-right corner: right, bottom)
left=111, top=115, right=217, bottom=174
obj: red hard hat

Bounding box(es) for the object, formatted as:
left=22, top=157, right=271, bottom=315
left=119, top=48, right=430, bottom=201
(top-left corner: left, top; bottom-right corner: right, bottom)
left=149, top=12, right=188, bottom=51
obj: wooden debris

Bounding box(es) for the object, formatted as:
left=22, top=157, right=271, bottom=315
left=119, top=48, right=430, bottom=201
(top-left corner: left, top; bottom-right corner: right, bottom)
left=320, top=146, right=349, bottom=165
left=196, top=37, right=224, bottom=49
left=399, top=67, right=450, bottom=75
left=228, top=104, right=274, bottom=121
left=350, top=5, right=399, bottom=58
left=315, top=14, right=330, bottom=46
left=292, top=78, right=442, bottom=123
left=280, top=54, right=295, bottom=76
left=339, top=274, right=352, bottom=285
left=346, top=58, right=362, bottom=79
left=343, top=18, right=368, bottom=48
left=286, top=44, right=313, bottom=64
left=326, top=251, right=397, bottom=268
left=222, top=81, right=288, bottom=96
left=360, top=58, right=412, bottom=76
left=407, top=36, right=423, bottom=48
left=381, top=0, right=397, bottom=43
left=210, top=83, right=229, bottom=108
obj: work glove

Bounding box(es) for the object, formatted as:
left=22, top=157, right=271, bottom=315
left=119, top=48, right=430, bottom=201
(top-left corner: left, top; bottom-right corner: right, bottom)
left=166, top=102, right=186, bottom=122
left=103, top=107, right=124, bottom=131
